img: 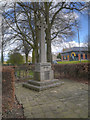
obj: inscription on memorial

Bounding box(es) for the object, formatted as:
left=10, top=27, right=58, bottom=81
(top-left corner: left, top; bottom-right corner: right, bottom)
left=44, top=71, right=49, bottom=80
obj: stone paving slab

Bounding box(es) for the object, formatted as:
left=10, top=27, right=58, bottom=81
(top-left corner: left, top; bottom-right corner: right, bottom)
left=15, top=79, right=88, bottom=118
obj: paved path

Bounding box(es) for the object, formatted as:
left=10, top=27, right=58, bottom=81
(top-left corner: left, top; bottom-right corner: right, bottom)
left=15, top=79, right=88, bottom=118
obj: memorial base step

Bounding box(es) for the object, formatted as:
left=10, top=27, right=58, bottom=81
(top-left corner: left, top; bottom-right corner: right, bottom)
left=23, top=79, right=64, bottom=91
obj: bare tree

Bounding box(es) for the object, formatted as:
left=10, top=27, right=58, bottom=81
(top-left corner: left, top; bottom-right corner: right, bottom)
left=0, top=2, right=11, bottom=64
left=43, top=2, right=88, bottom=62
left=3, top=2, right=88, bottom=63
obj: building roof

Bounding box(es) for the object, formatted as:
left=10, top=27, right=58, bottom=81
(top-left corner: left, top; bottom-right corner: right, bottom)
left=61, top=47, right=88, bottom=54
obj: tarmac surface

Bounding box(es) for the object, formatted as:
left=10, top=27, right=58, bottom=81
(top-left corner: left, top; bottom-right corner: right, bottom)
left=15, top=79, right=88, bottom=118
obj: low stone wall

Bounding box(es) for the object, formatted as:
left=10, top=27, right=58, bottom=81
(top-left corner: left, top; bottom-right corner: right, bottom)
left=2, top=67, right=15, bottom=111
left=52, top=63, right=89, bottom=80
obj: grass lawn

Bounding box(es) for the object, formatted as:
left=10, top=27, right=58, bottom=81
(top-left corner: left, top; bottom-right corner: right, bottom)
left=57, top=60, right=89, bottom=64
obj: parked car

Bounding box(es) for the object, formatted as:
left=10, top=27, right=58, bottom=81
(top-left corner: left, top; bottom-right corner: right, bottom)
left=52, top=60, right=57, bottom=64
left=56, top=59, right=61, bottom=62
left=29, top=62, right=32, bottom=65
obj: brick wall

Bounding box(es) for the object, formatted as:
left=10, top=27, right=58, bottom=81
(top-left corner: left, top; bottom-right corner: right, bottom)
left=83, top=54, right=85, bottom=59
left=78, top=54, right=81, bottom=60
left=67, top=55, right=69, bottom=61
left=61, top=56, right=63, bottom=61
left=87, top=53, right=90, bottom=60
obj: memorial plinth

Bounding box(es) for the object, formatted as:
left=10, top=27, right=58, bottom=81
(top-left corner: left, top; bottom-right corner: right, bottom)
left=23, top=17, right=63, bottom=91
left=34, top=63, right=54, bottom=81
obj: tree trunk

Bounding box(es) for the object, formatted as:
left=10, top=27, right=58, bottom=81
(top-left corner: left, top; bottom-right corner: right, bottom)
left=1, top=45, right=4, bottom=64
left=1, top=18, right=4, bottom=65
left=34, top=28, right=39, bottom=63
left=45, top=3, right=52, bottom=62
left=32, top=49, right=35, bottom=64
left=34, top=3, right=39, bottom=63
left=25, top=53, right=28, bottom=64
left=46, top=29, right=52, bottom=62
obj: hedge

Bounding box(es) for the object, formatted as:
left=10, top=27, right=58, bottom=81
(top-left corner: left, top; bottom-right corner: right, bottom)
left=21, top=63, right=89, bottom=80
left=52, top=63, right=89, bottom=80
left=2, top=67, right=15, bottom=111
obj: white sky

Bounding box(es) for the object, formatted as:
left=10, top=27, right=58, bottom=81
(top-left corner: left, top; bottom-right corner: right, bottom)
left=0, top=40, right=88, bottom=61
left=52, top=41, right=88, bottom=54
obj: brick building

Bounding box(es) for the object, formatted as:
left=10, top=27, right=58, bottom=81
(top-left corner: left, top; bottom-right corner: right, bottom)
left=61, top=47, right=89, bottom=61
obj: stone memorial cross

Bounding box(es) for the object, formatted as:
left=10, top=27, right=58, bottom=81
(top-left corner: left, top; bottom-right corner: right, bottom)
left=23, top=17, right=63, bottom=91
left=37, top=17, right=47, bottom=63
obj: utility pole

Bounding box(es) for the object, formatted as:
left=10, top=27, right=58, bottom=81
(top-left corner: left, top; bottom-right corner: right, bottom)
left=77, top=28, right=81, bottom=62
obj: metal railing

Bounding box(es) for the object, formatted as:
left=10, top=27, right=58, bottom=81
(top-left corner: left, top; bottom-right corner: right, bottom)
left=14, top=65, right=35, bottom=80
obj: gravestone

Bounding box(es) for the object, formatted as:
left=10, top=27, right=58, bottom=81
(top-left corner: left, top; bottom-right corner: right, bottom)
left=23, top=17, right=63, bottom=91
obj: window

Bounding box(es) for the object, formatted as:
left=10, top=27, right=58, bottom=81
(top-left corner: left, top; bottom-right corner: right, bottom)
left=85, top=54, right=87, bottom=59
left=81, top=54, right=83, bottom=59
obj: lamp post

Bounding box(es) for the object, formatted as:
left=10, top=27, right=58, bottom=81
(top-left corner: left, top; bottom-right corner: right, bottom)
left=77, top=28, right=81, bottom=62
